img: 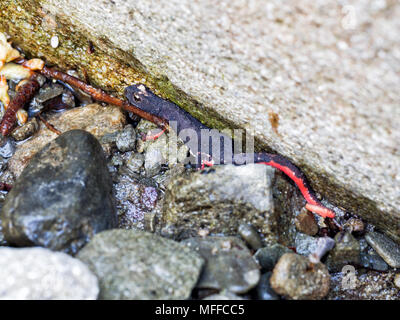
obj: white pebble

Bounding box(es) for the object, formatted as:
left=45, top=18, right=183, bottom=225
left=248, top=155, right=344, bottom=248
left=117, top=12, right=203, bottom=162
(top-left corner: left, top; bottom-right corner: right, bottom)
left=50, top=35, right=59, bottom=48
left=394, top=274, right=400, bottom=289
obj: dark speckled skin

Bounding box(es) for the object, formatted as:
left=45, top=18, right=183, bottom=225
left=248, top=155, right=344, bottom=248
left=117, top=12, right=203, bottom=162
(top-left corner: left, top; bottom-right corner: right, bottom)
left=124, top=84, right=324, bottom=208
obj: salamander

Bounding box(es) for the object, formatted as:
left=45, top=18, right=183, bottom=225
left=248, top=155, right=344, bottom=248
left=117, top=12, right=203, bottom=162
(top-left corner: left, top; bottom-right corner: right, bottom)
left=125, top=84, right=335, bottom=218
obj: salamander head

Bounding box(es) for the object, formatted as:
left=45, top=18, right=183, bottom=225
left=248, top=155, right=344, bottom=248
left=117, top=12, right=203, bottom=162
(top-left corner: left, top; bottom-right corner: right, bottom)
left=124, top=84, right=156, bottom=113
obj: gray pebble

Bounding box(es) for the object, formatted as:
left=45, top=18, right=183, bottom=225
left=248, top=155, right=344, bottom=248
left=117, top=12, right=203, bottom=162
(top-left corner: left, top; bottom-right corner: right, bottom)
left=238, top=223, right=262, bottom=250
left=181, top=236, right=260, bottom=294
left=116, top=125, right=136, bottom=152
left=125, top=153, right=145, bottom=173
left=254, top=243, right=292, bottom=271
left=365, top=231, right=400, bottom=268
left=77, top=229, right=204, bottom=300
left=0, top=247, right=98, bottom=300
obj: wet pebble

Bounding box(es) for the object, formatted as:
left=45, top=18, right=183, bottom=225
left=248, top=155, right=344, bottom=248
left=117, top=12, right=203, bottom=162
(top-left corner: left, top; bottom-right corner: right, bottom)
left=344, top=217, right=365, bottom=235
left=162, top=164, right=276, bottom=240
left=325, top=232, right=360, bottom=272
left=365, top=231, right=400, bottom=268
left=256, top=272, right=279, bottom=300
left=145, top=147, right=163, bottom=177
left=254, top=243, right=292, bottom=271
left=125, top=153, right=145, bottom=174
left=181, top=236, right=260, bottom=294
left=360, top=248, right=389, bottom=271
left=294, top=232, right=319, bottom=256
left=77, top=229, right=204, bottom=300
left=10, top=117, right=39, bottom=141
left=270, top=253, right=330, bottom=300
left=295, top=209, right=318, bottom=236
left=116, top=124, right=136, bottom=152
left=238, top=223, right=262, bottom=250
left=1, top=130, right=117, bottom=254
left=0, top=247, right=98, bottom=299
left=394, top=274, right=400, bottom=289
left=0, top=136, right=16, bottom=158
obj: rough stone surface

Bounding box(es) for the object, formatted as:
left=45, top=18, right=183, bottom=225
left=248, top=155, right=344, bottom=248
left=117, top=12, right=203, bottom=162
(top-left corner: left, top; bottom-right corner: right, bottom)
left=162, top=164, right=277, bottom=241
left=1, top=130, right=117, bottom=254
left=0, top=247, right=98, bottom=300
left=328, top=270, right=400, bottom=300
left=365, top=232, right=400, bottom=268
left=182, top=236, right=260, bottom=294
left=0, top=0, right=399, bottom=242
left=77, top=229, right=204, bottom=300
left=270, top=253, right=330, bottom=300
left=8, top=103, right=126, bottom=178
left=294, top=233, right=319, bottom=257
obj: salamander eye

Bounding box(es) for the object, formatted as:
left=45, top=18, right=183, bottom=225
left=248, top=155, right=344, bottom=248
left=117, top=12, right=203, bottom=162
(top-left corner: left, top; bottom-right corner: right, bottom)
left=133, top=93, right=142, bottom=101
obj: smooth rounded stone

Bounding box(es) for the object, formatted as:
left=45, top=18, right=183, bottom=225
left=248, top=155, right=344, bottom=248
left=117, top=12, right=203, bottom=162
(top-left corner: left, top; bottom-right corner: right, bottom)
left=10, top=118, right=40, bottom=141
left=1, top=130, right=117, bottom=254
left=0, top=136, right=16, bottom=159
left=270, top=253, right=330, bottom=300
left=295, top=209, right=318, bottom=236
left=365, top=231, right=400, bottom=268
left=203, top=291, right=245, bottom=300
left=116, top=124, right=136, bottom=152
left=256, top=272, right=279, bottom=300
left=360, top=249, right=389, bottom=272
left=238, top=223, right=262, bottom=250
left=77, top=229, right=204, bottom=300
left=8, top=103, right=126, bottom=178
left=254, top=243, right=292, bottom=271
left=294, top=232, right=319, bottom=257
left=181, top=236, right=260, bottom=294
left=162, top=164, right=276, bottom=240
left=325, top=232, right=360, bottom=272
left=125, top=153, right=145, bottom=173
left=394, top=274, right=400, bottom=289
left=0, top=247, right=98, bottom=300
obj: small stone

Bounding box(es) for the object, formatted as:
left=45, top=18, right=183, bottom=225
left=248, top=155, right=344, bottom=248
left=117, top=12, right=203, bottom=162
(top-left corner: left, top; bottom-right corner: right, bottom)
left=256, top=272, right=279, bottom=300
left=50, top=35, right=59, bottom=48
left=394, top=274, right=400, bottom=289
left=325, top=232, right=360, bottom=272
left=181, top=236, right=260, bottom=294
left=294, top=232, right=319, bottom=256
left=144, top=147, right=163, bottom=177
left=360, top=249, right=389, bottom=271
left=295, top=209, right=318, bottom=236
left=0, top=247, right=98, bottom=299
left=116, top=124, right=136, bottom=152
left=10, top=117, right=40, bottom=141
left=125, top=153, right=145, bottom=173
left=344, top=217, right=365, bottom=235
left=77, top=229, right=204, bottom=300
left=254, top=243, right=292, bottom=271
left=270, top=253, right=330, bottom=300
left=238, top=223, right=262, bottom=250
left=1, top=130, right=117, bottom=254
left=365, top=231, right=400, bottom=268
left=0, top=136, right=15, bottom=158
